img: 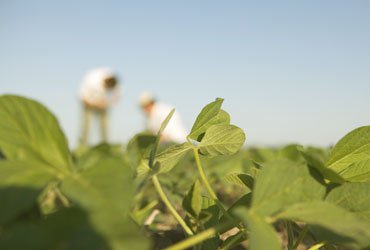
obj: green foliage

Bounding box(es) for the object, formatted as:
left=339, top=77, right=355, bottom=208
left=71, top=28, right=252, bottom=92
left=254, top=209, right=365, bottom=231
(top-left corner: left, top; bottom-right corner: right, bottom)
left=149, top=109, right=175, bottom=168
left=153, top=143, right=192, bottom=174
left=326, top=181, right=370, bottom=223
left=222, top=173, right=254, bottom=190
left=0, top=95, right=72, bottom=172
left=188, top=98, right=226, bottom=141
left=0, top=161, right=56, bottom=224
left=61, top=157, right=142, bottom=250
left=251, top=160, right=325, bottom=216
left=299, top=147, right=345, bottom=184
left=182, top=180, right=202, bottom=218
left=0, top=95, right=148, bottom=250
left=276, top=201, right=370, bottom=249
left=198, top=124, right=246, bottom=157
left=1, top=95, right=370, bottom=250
left=126, top=132, right=156, bottom=169
left=234, top=208, right=281, bottom=250
left=327, top=126, right=370, bottom=181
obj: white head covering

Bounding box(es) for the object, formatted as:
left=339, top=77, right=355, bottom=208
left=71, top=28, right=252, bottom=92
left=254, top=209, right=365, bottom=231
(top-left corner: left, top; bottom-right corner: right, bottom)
left=139, top=91, right=155, bottom=107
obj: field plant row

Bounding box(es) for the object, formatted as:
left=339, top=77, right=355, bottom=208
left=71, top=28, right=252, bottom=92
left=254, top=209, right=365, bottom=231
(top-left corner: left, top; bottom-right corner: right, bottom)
left=0, top=95, right=370, bottom=250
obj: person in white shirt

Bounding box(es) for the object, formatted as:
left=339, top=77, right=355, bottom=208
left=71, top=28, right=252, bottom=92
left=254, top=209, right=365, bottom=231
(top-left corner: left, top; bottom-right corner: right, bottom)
left=139, top=92, right=188, bottom=144
left=78, top=68, right=121, bottom=146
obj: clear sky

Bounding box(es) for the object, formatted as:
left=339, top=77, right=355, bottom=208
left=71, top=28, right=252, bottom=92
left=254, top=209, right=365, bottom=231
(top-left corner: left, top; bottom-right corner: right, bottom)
left=1, top=0, right=369, bottom=148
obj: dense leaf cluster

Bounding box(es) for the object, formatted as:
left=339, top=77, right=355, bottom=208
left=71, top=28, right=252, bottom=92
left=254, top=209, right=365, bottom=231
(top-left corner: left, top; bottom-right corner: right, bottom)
left=1, top=95, right=370, bottom=250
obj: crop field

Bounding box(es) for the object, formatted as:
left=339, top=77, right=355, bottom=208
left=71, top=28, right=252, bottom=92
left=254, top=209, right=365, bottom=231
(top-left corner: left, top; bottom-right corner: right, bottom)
left=0, top=95, right=370, bottom=250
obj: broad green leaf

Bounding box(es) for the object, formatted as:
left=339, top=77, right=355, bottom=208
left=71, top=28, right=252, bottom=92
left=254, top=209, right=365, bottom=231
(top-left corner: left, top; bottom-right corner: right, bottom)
left=220, top=193, right=252, bottom=225
left=0, top=95, right=72, bottom=172
left=199, top=197, right=219, bottom=227
left=61, top=157, right=149, bottom=250
left=0, top=161, right=57, bottom=225
left=198, top=197, right=221, bottom=249
left=234, top=208, right=282, bottom=250
left=0, top=208, right=107, bottom=250
left=154, top=143, right=192, bottom=174
left=326, top=181, right=370, bottom=223
left=223, top=173, right=254, bottom=190
left=188, top=98, right=225, bottom=141
left=251, top=160, right=326, bottom=216
left=198, top=125, right=246, bottom=157
left=76, top=143, right=126, bottom=171
left=126, top=133, right=156, bottom=169
left=211, top=110, right=230, bottom=126
left=136, top=159, right=151, bottom=178
left=277, top=144, right=303, bottom=162
left=229, top=193, right=252, bottom=211
left=327, top=126, right=370, bottom=181
left=194, top=109, right=231, bottom=142
left=299, top=147, right=345, bottom=184
left=275, top=201, right=370, bottom=249
left=149, top=109, right=175, bottom=168
left=182, top=180, right=202, bottom=217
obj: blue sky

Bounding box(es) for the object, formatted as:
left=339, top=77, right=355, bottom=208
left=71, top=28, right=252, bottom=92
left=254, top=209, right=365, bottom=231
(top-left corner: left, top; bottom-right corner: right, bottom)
left=1, top=0, right=370, bottom=147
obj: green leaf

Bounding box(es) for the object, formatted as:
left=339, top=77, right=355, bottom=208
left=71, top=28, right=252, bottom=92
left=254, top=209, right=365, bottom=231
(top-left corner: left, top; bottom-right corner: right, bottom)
left=136, top=159, right=151, bottom=178
left=198, top=125, right=246, bottom=157
left=299, top=147, right=345, bottom=184
left=61, top=157, right=149, bottom=250
left=199, top=196, right=220, bottom=228
left=327, top=126, right=370, bottom=181
left=198, top=197, right=221, bottom=249
left=275, top=201, right=370, bottom=249
left=223, top=173, right=254, bottom=190
left=76, top=143, right=125, bottom=171
left=182, top=180, right=202, bottom=218
left=154, top=143, right=192, bottom=174
left=326, top=181, right=370, bottom=224
left=0, top=208, right=107, bottom=250
left=126, top=133, right=157, bottom=169
left=234, top=208, right=282, bottom=250
left=188, top=98, right=225, bottom=141
left=277, top=144, right=303, bottom=161
left=228, top=193, right=252, bottom=213
left=149, top=109, right=175, bottom=168
left=0, top=161, right=58, bottom=225
left=220, top=193, right=252, bottom=225
left=251, top=160, right=326, bottom=216
left=0, top=95, right=72, bottom=172
left=195, top=110, right=231, bottom=142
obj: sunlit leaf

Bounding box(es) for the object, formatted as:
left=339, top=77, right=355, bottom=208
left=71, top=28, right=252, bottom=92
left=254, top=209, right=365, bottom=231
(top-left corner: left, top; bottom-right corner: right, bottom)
left=251, top=160, right=325, bottom=216
left=198, top=125, right=246, bottom=157
left=0, top=95, right=72, bottom=172
left=327, top=126, right=370, bottom=181
left=188, top=98, right=225, bottom=141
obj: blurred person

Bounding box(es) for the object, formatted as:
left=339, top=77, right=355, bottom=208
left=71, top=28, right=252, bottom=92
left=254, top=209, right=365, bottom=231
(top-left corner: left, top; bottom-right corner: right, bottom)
left=78, top=68, right=121, bottom=146
left=139, top=92, right=187, bottom=143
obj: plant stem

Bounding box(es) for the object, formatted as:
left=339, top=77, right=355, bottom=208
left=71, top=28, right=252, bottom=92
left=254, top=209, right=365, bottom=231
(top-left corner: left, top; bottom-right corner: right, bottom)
left=192, top=148, right=217, bottom=200
left=307, top=242, right=325, bottom=250
left=293, top=225, right=309, bottom=249
left=165, top=221, right=233, bottom=250
left=192, top=148, right=234, bottom=221
left=220, top=231, right=246, bottom=250
left=286, top=221, right=294, bottom=250
left=152, top=175, right=193, bottom=236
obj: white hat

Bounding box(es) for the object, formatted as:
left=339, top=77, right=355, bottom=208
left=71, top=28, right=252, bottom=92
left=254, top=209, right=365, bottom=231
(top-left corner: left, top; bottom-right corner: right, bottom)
left=139, top=91, right=155, bottom=107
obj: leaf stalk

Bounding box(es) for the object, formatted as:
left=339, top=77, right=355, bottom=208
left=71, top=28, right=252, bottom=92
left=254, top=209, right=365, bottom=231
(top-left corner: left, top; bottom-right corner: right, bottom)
left=152, top=175, right=193, bottom=236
